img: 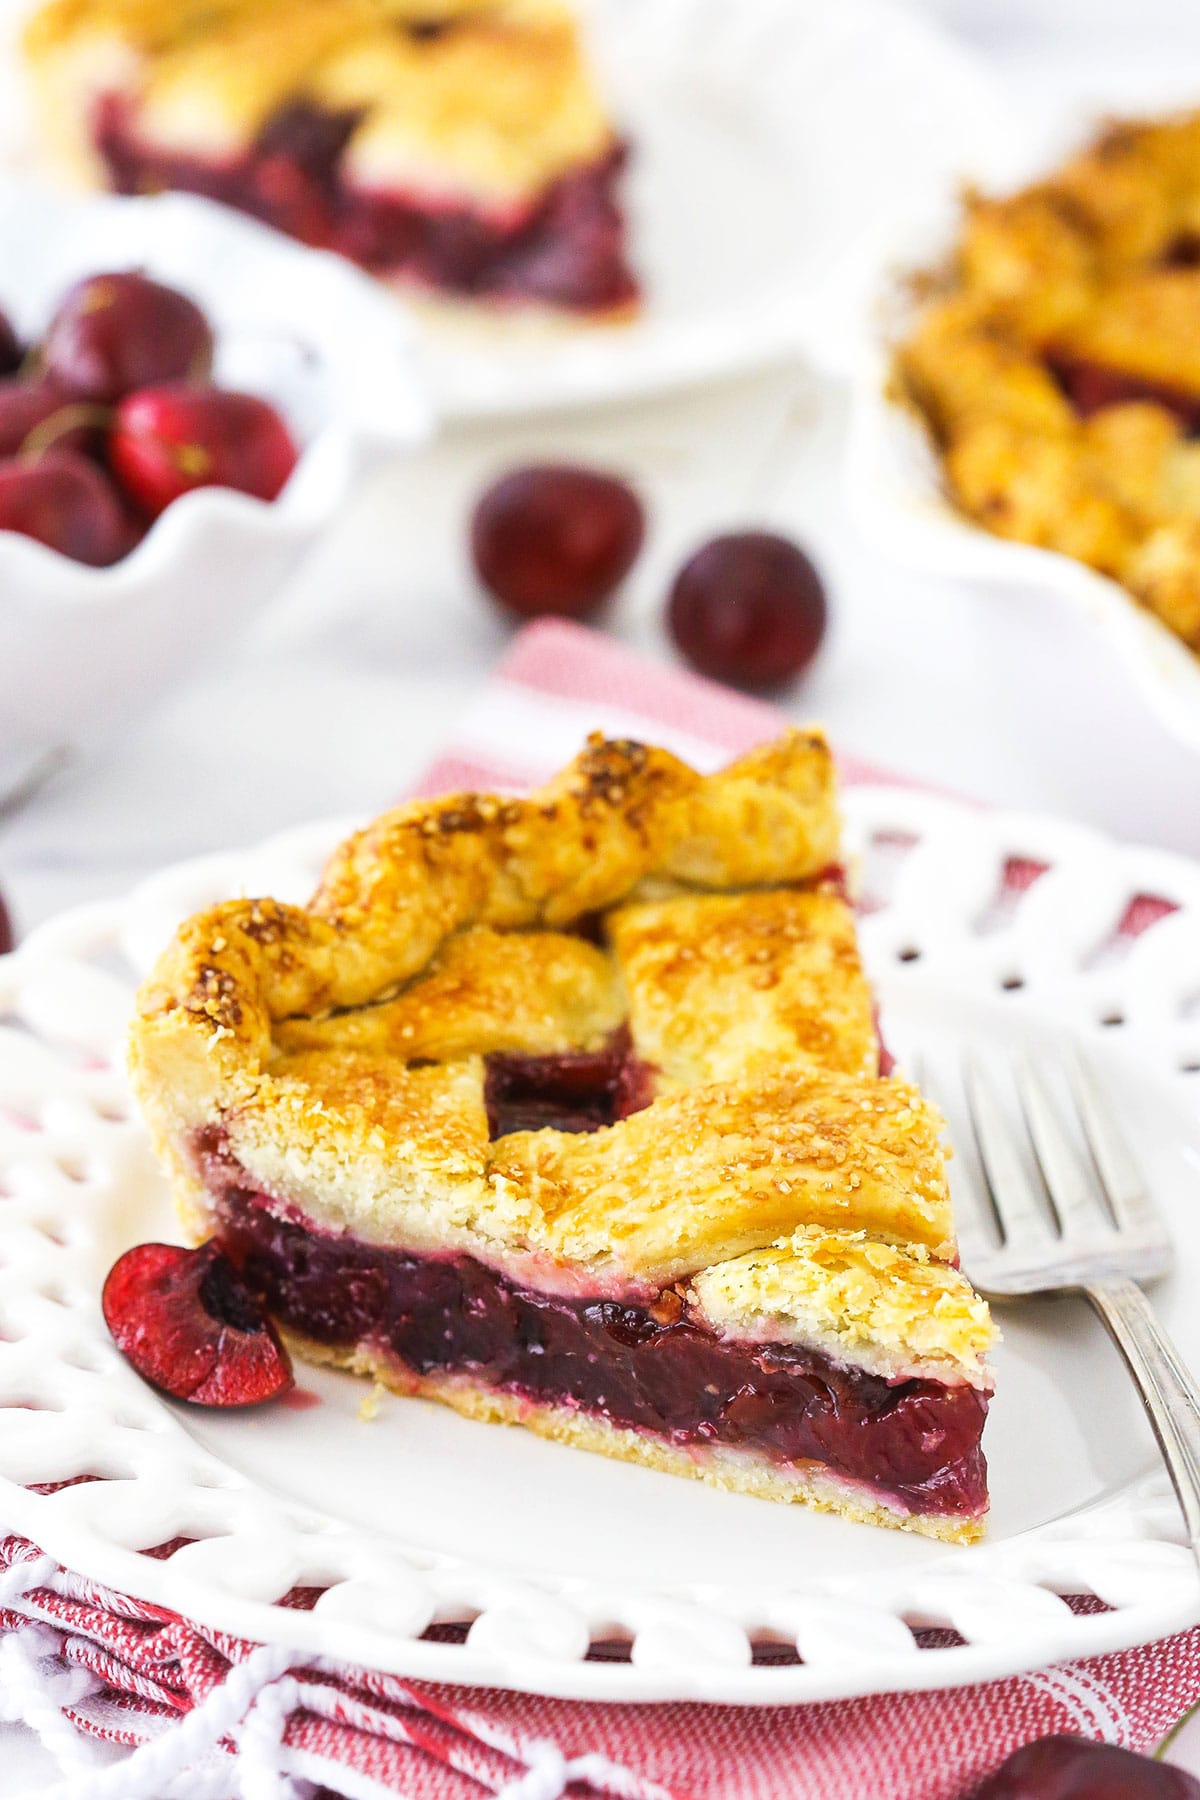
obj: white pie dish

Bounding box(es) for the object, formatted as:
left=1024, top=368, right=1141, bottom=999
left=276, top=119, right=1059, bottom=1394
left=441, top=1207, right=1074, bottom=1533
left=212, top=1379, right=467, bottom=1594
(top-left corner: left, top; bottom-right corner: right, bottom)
left=1, top=785, right=1199, bottom=1704
left=843, top=91, right=1200, bottom=759
left=0, top=181, right=432, bottom=778
left=846, top=355, right=1200, bottom=758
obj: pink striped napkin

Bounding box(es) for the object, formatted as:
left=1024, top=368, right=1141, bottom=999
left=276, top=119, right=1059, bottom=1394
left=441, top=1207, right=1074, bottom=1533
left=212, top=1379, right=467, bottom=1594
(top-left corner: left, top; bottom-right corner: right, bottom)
left=414, top=616, right=893, bottom=796
left=3, top=619, right=1198, bottom=1800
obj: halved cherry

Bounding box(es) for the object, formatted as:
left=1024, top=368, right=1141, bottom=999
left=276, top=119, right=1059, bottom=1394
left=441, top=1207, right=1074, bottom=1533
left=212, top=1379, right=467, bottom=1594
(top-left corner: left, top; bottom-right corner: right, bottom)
left=102, top=1241, right=293, bottom=1407
left=109, top=384, right=299, bottom=517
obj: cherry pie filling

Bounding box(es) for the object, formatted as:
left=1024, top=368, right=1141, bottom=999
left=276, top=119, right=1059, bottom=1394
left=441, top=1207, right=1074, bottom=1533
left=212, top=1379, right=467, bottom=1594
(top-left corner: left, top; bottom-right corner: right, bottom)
left=484, top=1026, right=656, bottom=1136
left=195, top=1129, right=990, bottom=1519
left=1047, top=351, right=1200, bottom=431
left=93, top=95, right=638, bottom=312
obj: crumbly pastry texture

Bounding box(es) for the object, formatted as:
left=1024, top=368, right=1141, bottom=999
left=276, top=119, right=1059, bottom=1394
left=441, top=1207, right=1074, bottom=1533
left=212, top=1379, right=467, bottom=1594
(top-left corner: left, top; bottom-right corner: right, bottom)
left=24, top=0, right=616, bottom=212
left=129, top=730, right=993, bottom=1531
left=689, top=1225, right=992, bottom=1388
left=895, top=109, right=1200, bottom=655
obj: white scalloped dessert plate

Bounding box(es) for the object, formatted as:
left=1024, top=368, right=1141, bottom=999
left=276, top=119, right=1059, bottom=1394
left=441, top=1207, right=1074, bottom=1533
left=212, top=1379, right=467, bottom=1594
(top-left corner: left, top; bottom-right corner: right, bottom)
left=413, top=0, right=1013, bottom=416
left=2, top=787, right=1200, bottom=1704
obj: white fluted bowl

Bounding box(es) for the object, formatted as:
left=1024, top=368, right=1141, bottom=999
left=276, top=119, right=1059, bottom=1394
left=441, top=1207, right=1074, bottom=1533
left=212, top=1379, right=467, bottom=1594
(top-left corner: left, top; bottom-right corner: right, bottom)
left=847, top=349, right=1200, bottom=757
left=0, top=182, right=433, bottom=773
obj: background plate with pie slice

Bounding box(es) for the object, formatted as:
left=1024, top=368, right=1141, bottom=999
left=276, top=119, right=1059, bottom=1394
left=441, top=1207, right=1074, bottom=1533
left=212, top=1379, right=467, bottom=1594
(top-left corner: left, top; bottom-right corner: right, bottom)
left=2, top=785, right=1200, bottom=1704
left=0, top=0, right=1015, bottom=419
left=425, top=0, right=1016, bottom=416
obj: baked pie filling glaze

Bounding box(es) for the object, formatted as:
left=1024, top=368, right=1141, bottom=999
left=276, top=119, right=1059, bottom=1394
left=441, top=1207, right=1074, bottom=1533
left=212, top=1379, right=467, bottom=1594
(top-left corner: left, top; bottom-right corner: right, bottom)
left=481, top=1025, right=655, bottom=1136
left=896, top=109, right=1200, bottom=654
left=129, top=733, right=994, bottom=1540
left=24, top=0, right=638, bottom=313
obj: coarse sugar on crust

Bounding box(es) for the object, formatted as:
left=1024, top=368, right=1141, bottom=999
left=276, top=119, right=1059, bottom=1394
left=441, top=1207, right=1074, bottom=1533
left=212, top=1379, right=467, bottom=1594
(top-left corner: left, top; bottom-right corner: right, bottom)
left=131, top=730, right=883, bottom=1291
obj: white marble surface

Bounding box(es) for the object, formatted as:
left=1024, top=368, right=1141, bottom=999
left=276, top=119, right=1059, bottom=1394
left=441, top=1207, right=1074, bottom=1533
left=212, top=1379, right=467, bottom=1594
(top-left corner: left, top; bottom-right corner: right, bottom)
left=5, top=0, right=1200, bottom=1787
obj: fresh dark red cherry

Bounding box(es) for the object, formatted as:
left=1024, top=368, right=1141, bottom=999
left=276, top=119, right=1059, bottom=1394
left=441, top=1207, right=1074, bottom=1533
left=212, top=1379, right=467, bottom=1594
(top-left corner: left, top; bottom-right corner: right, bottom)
left=0, top=377, right=100, bottom=460
left=974, top=1736, right=1200, bottom=1799
left=667, top=531, right=827, bottom=688
left=109, top=384, right=299, bottom=516
left=0, top=453, right=130, bottom=565
left=42, top=271, right=214, bottom=404
left=102, top=1241, right=293, bottom=1407
left=0, top=309, right=22, bottom=378
left=471, top=464, right=645, bottom=619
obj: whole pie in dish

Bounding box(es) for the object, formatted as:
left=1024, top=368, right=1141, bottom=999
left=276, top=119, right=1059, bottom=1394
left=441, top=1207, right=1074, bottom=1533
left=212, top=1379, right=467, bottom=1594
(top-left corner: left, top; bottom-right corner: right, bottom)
left=22, top=0, right=637, bottom=315
left=895, top=109, right=1200, bottom=656
left=129, top=732, right=994, bottom=1541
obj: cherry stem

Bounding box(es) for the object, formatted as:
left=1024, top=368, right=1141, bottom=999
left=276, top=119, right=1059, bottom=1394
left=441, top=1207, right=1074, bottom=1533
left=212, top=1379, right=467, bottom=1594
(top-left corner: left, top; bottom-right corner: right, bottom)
left=20, top=402, right=111, bottom=463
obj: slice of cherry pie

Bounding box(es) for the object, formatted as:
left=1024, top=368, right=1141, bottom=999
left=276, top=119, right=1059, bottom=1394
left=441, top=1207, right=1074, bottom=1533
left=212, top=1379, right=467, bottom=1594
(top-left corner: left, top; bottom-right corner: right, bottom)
left=23, top=0, right=637, bottom=315
left=129, top=732, right=993, bottom=1540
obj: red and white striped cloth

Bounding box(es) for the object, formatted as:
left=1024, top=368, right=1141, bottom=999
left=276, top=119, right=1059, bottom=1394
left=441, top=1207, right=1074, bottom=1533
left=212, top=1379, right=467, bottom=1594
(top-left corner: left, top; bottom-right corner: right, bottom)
left=3, top=619, right=1197, bottom=1800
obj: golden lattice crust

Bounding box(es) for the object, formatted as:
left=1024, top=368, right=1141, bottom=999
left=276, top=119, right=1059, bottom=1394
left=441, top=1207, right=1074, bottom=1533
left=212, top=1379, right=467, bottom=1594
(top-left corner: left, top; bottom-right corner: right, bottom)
left=24, top=0, right=616, bottom=211
left=895, top=109, right=1200, bottom=654
left=489, top=1071, right=953, bottom=1276
left=690, top=1226, right=992, bottom=1388
left=609, top=889, right=877, bottom=1086
left=130, top=730, right=991, bottom=1379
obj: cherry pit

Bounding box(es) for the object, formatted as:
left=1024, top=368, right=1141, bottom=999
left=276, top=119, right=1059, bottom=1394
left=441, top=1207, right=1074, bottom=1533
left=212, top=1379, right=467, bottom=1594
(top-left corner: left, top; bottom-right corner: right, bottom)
left=0, top=270, right=298, bottom=566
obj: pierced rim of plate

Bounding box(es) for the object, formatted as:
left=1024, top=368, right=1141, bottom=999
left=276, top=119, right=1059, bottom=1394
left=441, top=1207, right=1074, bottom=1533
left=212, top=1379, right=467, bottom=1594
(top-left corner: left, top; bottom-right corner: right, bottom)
left=1, top=786, right=1199, bottom=1705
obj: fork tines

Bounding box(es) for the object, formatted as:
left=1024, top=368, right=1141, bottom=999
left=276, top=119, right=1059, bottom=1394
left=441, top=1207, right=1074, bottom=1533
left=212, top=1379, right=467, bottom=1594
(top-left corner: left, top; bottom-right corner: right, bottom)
left=917, top=1045, right=1172, bottom=1295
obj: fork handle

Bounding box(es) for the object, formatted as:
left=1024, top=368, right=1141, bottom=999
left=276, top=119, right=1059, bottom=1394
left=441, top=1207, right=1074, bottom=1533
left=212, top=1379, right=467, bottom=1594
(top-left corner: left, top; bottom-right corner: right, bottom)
left=1085, top=1277, right=1200, bottom=1565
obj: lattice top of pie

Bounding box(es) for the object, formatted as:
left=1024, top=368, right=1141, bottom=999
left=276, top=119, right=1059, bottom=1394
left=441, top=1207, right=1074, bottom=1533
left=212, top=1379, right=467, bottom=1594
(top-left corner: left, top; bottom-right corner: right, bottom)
left=895, top=108, right=1200, bottom=654
left=129, top=733, right=969, bottom=1366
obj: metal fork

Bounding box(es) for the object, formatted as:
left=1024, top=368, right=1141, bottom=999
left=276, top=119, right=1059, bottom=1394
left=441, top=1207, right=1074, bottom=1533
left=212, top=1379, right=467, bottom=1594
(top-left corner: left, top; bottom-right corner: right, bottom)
left=929, top=1046, right=1200, bottom=1570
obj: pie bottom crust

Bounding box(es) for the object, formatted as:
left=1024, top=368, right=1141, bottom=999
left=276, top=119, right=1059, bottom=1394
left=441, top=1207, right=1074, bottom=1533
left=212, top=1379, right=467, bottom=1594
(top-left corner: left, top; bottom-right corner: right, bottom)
left=288, top=1330, right=987, bottom=1547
